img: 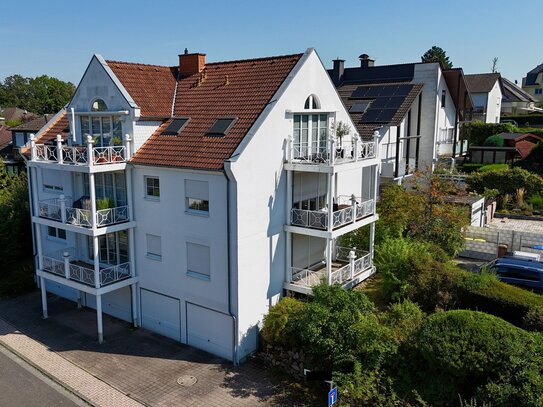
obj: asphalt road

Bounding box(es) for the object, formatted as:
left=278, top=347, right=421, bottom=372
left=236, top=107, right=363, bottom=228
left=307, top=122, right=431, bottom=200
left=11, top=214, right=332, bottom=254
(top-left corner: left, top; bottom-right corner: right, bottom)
left=0, top=345, right=86, bottom=407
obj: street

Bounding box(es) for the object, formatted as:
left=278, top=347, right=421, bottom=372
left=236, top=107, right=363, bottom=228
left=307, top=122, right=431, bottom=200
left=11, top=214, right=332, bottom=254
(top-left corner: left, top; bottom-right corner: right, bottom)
left=0, top=345, right=86, bottom=407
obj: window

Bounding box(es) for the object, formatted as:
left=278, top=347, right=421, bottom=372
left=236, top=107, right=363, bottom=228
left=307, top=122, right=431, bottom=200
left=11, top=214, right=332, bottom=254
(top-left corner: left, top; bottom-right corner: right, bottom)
left=206, top=118, right=237, bottom=137
left=293, top=114, right=328, bottom=159
left=304, top=94, right=320, bottom=109
left=91, top=99, right=108, bottom=112
left=186, top=242, right=210, bottom=279
left=47, top=226, right=66, bottom=240
left=145, top=176, right=160, bottom=200
left=146, top=234, right=162, bottom=260
left=536, top=89, right=543, bottom=95
left=80, top=113, right=122, bottom=147
left=441, top=90, right=446, bottom=108
left=42, top=169, right=64, bottom=193
left=161, top=117, right=190, bottom=136
left=185, top=180, right=209, bottom=214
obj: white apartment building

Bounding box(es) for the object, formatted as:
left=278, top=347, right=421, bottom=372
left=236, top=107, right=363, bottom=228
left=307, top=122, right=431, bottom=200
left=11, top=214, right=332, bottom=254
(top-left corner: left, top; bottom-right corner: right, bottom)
left=26, top=48, right=379, bottom=363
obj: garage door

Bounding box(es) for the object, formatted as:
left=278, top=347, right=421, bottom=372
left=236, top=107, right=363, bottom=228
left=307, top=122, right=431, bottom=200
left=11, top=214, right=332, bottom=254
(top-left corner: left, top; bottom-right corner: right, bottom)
left=187, top=303, right=233, bottom=361
left=140, top=290, right=180, bottom=341
left=45, top=280, right=78, bottom=302
left=84, top=287, right=132, bottom=323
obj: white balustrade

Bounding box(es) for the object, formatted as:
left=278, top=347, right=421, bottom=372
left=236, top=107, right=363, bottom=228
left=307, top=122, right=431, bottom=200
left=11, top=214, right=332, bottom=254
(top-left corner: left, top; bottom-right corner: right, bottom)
left=289, top=137, right=376, bottom=165
left=39, top=198, right=129, bottom=228
left=32, top=140, right=126, bottom=166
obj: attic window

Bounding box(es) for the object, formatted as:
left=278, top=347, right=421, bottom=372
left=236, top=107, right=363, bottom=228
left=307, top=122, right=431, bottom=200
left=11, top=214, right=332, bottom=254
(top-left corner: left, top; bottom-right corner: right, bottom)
left=350, top=101, right=372, bottom=113
left=304, top=95, right=320, bottom=109
left=91, top=99, right=108, bottom=112
left=161, top=117, right=190, bottom=136
left=206, top=118, right=237, bottom=137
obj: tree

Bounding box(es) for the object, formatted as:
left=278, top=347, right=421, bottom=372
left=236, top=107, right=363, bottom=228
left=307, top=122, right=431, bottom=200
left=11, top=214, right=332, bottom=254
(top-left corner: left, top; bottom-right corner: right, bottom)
left=491, top=57, right=499, bottom=73
left=0, top=74, right=75, bottom=115
left=421, top=46, right=453, bottom=69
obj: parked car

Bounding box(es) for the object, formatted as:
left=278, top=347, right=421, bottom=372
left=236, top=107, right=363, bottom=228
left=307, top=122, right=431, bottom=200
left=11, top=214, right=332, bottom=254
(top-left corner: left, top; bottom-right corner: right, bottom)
left=486, top=255, right=543, bottom=290
left=500, top=119, right=519, bottom=126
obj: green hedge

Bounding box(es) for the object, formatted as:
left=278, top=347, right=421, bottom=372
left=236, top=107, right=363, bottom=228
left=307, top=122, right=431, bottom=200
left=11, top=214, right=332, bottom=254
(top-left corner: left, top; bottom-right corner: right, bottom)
left=483, top=134, right=504, bottom=147
left=460, top=122, right=515, bottom=146
left=467, top=167, right=543, bottom=197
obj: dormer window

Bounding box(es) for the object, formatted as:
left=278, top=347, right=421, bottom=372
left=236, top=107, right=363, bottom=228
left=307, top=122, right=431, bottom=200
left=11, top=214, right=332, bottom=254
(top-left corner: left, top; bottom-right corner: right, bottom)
left=91, top=99, right=108, bottom=112
left=304, top=95, right=320, bottom=110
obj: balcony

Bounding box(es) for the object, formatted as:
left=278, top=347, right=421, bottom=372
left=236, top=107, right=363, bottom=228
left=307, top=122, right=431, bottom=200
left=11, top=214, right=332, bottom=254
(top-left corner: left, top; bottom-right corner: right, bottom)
left=291, top=197, right=375, bottom=231
left=30, top=134, right=129, bottom=167
left=38, top=197, right=129, bottom=228
left=289, top=247, right=373, bottom=291
left=41, top=248, right=131, bottom=288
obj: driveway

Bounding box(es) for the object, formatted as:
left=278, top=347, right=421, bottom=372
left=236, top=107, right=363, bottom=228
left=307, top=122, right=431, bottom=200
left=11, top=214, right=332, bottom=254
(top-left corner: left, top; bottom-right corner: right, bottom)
left=0, top=291, right=307, bottom=407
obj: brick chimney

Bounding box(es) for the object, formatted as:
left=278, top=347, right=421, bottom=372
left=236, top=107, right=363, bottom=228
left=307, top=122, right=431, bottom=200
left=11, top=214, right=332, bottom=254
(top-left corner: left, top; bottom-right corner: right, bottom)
left=178, top=48, right=206, bottom=76
left=331, top=58, right=345, bottom=86
left=359, top=53, right=375, bottom=68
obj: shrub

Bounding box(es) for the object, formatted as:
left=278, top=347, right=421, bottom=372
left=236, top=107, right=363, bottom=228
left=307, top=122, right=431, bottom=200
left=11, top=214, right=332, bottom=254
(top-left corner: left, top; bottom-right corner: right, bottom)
left=483, top=134, right=504, bottom=147
left=478, top=163, right=508, bottom=173
left=381, top=300, right=425, bottom=342
left=400, top=310, right=543, bottom=406
left=528, top=193, right=543, bottom=211
left=461, top=163, right=484, bottom=173
left=460, top=122, right=515, bottom=146
left=467, top=167, right=543, bottom=198
left=261, top=297, right=304, bottom=346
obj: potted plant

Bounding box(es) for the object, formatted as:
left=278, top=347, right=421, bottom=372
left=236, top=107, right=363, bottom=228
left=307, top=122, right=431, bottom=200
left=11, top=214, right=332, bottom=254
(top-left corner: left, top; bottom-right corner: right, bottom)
left=96, top=197, right=114, bottom=211
left=335, top=121, right=351, bottom=159
left=110, top=137, right=124, bottom=162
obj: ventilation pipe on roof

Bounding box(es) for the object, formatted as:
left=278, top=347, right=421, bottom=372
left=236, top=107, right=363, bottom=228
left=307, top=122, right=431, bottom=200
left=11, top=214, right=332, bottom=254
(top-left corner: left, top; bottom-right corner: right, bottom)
left=359, top=54, right=375, bottom=68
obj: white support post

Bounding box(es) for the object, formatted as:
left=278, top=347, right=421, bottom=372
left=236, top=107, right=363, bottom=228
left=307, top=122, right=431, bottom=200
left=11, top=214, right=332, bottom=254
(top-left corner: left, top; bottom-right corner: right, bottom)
left=96, top=294, right=104, bottom=344
left=89, top=172, right=97, bottom=229
left=40, top=276, right=48, bottom=319
left=349, top=249, right=356, bottom=280
left=286, top=232, right=292, bottom=283
left=329, top=134, right=336, bottom=166
left=35, top=223, right=43, bottom=272
left=351, top=194, right=357, bottom=223
left=56, top=134, right=63, bottom=164
left=287, top=135, right=293, bottom=163
left=327, top=172, right=335, bottom=232
left=59, top=194, right=67, bottom=223
left=77, top=291, right=82, bottom=309
left=63, top=251, right=70, bottom=279
left=128, top=228, right=136, bottom=277
left=126, top=167, right=134, bottom=221
left=130, top=284, right=138, bottom=327
left=373, top=130, right=380, bottom=160
left=369, top=223, right=376, bottom=260
left=326, top=238, right=333, bottom=285
left=93, top=236, right=100, bottom=289
left=286, top=170, right=293, bottom=284
left=353, top=133, right=359, bottom=162
left=87, top=135, right=94, bottom=167
left=30, top=134, right=36, bottom=160
left=124, top=133, right=131, bottom=160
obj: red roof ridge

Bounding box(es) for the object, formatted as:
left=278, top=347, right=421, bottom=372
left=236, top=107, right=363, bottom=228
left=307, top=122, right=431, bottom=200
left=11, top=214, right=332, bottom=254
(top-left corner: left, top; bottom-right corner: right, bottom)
left=205, top=52, right=304, bottom=67
left=105, top=60, right=176, bottom=71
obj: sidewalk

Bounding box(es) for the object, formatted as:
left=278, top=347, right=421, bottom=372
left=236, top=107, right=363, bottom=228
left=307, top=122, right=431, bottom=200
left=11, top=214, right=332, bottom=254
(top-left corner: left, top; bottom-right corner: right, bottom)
left=0, top=292, right=302, bottom=407
left=0, top=318, right=143, bottom=407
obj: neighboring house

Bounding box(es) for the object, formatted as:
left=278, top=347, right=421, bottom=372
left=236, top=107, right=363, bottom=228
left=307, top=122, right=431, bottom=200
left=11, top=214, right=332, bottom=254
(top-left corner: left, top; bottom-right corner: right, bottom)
left=501, top=77, right=538, bottom=115
left=328, top=54, right=472, bottom=183
left=0, top=107, right=37, bottom=125
left=522, top=63, right=543, bottom=102
left=0, top=125, right=19, bottom=174
left=465, top=73, right=502, bottom=123
left=26, top=49, right=379, bottom=363
left=468, top=132, right=542, bottom=164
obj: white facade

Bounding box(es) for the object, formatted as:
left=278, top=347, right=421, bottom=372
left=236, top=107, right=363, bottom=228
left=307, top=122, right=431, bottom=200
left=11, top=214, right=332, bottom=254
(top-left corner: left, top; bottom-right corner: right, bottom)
left=27, top=49, right=378, bottom=363
left=471, top=81, right=502, bottom=123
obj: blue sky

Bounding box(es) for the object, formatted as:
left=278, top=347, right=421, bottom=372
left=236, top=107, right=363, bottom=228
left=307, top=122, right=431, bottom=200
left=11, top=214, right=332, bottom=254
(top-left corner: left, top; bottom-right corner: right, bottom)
left=0, top=0, right=539, bottom=85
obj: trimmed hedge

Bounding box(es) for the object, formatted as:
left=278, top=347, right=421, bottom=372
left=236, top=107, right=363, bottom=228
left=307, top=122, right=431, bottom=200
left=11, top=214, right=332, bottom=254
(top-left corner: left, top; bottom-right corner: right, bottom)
left=483, top=134, right=504, bottom=147
left=460, top=122, right=515, bottom=146
left=467, top=167, right=543, bottom=197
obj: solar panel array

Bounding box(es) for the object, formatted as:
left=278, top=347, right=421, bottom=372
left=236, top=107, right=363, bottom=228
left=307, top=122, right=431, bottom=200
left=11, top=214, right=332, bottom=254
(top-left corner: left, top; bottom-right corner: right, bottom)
left=350, top=84, right=414, bottom=124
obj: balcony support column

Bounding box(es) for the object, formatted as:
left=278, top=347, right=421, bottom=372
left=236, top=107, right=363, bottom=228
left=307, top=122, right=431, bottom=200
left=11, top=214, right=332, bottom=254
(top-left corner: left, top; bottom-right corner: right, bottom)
left=89, top=172, right=97, bottom=229
left=63, top=251, right=70, bottom=280
left=130, top=284, right=138, bottom=328
left=286, top=232, right=292, bottom=283
left=59, top=194, right=67, bottom=223
left=124, top=134, right=132, bottom=160
left=369, top=222, right=376, bottom=260
left=349, top=249, right=356, bottom=280
left=96, top=293, right=104, bottom=344
left=126, top=167, right=134, bottom=221
left=76, top=291, right=82, bottom=309
left=286, top=170, right=293, bottom=284
left=93, top=236, right=100, bottom=289
left=87, top=136, right=94, bottom=168
left=40, top=277, right=48, bottom=319
left=56, top=134, right=63, bottom=165
left=327, top=172, right=335, bottom=232
left=326, top=238, right=333, bottom=285
left=30, top=134, right=36, bottom=160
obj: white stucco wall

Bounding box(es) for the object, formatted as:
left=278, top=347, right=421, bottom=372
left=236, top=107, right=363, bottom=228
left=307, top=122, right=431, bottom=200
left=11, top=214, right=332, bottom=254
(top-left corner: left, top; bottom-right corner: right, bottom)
left=133, top=121, right=161, bottom=152
left=486, top=81, right=502, bottom=123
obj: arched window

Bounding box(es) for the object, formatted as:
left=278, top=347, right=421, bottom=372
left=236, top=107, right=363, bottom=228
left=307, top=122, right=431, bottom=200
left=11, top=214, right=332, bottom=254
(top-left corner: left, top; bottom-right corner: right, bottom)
left=91, top=98, right=108, bottom=112
left=304, top=94, right=320, bottom=110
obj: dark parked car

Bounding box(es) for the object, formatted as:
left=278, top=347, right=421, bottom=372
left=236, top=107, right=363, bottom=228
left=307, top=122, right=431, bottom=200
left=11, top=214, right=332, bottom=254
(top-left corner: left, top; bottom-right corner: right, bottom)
left=487, top=256, right=543, bottom=290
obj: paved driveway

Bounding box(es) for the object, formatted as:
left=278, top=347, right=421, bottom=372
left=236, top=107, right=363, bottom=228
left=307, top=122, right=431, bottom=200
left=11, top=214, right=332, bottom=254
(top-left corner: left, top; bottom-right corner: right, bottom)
left=0, top=292, right=307, bottom=407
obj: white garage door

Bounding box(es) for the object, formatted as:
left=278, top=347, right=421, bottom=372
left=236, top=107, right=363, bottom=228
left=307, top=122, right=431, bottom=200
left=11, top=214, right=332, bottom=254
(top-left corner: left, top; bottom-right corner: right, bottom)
left=187, top=303, right=233, bottom=361
left=140, top=290, right=180, bottom=341
left=45, top=280, right=78, bottom=302
left=84, top=287, right=132, bottom=323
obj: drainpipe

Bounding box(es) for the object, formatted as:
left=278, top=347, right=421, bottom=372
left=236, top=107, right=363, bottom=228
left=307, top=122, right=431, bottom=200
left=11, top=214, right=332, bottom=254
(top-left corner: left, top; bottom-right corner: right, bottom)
left=223, top=161, right=239, bottom=365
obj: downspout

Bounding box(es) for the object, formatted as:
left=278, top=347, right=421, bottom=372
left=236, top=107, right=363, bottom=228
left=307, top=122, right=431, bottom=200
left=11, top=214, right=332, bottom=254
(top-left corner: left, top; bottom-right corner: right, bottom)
left=223, top=161, right=239, bottom=365
left=20, top=152, right=38, bottom=282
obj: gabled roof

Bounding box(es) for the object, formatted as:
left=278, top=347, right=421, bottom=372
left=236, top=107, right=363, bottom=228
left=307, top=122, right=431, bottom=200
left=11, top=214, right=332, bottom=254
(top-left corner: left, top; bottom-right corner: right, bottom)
left=32, top=112, right=70, bottom=144
left=496, top=132, right=542, bottom=141
left=336, top=82, right=423, bottom=138
left=129, top=53, right=303, bottom=169
left=0, top=107, right=37, bottom=123
left=338, top=63, right=415, bottom=84
left=524, top=63, right=543, bottom=86
left=502, top=77, right=538, bottom=103
left=107, top=61, right=178, bottom=118
left=0, top=125, right=12, bottom=153
left=10, top=114, right=56, bottom=132
left=464, top=73, right=501, bottom=93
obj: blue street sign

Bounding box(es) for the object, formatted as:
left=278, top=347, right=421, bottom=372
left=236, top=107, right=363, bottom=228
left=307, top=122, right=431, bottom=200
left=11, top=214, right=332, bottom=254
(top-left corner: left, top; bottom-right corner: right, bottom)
left=328, top=387, right=338, bottom=406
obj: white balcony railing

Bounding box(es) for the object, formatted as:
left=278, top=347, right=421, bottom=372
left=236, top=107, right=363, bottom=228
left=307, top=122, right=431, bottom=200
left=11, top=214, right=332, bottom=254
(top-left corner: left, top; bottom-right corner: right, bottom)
left=31, top=134, right=130, bottom=166
left=290, top=139, right=377, bottom=166
left=290, top=198, right=375, bottom=231
left=41, top=248, right=131, bottom=288
left=38, top=198, right=129, bottom=228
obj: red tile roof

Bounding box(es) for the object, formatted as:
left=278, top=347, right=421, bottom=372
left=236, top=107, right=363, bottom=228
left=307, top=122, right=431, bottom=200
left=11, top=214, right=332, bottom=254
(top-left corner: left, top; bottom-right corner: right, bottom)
left=33, top=112, right=70, bottom=144
left=0, top=125, right=12, bottom=151
left=107, top=61, right=178, bottom=118
left=126, top=53, right=303, bottom=169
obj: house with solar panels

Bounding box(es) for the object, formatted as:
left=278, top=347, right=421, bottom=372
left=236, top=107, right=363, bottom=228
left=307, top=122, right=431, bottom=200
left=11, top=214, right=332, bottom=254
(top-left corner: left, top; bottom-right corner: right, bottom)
left=24, top=48, right=379, bottom=363
left=329, top=54, right=472, bottom=182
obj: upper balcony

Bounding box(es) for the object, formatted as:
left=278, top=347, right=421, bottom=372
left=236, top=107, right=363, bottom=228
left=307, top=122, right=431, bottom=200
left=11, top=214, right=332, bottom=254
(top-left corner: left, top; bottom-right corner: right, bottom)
left=285, top=134, right=378, bottom=173
left=29, top=134, right=131, bottom=172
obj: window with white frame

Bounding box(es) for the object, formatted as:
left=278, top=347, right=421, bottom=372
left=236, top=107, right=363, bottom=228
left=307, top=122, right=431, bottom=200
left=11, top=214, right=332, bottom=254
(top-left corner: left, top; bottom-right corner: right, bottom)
left=304, top=94, right=320, bottom=109
left=144, top=176, right=160, bottom=200
left=293, top=114, right=328, bottom=159
left=439, top=128, right=454, bottom=143
left=146, top=234, right=162, bottom=260
left=80, top=99, right=122, bottom=147
left=186, top=242, right=210, bottom=279
left=185, top=179, right=209, bottom=214
left=47, top=226, right=66, bottom=240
